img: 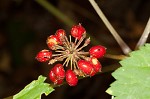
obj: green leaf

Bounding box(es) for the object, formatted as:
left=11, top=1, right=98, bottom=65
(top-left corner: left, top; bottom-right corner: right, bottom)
left=13, top=75, right=54, bottom=99
left=106, top=44, right=150, bottom=99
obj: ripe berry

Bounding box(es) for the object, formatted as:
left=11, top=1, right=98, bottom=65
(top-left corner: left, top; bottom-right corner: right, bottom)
left=52, top=64, right=65, bottom=79
left=66, top=69, right=78, bottom=86
left=36, top=49, right=52, bottom=62
left=89, top=57, right=102, bottom=72
left=55, top=29, right=66, bottom=39
left=55, top=29, right=66, bottom=45
left=49, top=70, right=63, bottom=85
left=49, top=64, right=65, bottom=85
left=71, top=24, right=86, bottom=40
left=77, top=60, right=96, bottom=76
left=47, top=35, right=60, bottom=50
left=89, top=45, right=106, bottom=58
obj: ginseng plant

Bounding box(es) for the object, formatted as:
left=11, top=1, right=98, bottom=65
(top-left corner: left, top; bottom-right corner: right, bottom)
left=8, top=0, right=150, bottom=99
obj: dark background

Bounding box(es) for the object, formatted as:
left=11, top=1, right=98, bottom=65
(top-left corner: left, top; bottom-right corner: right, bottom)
left=0, top=0, right=149, bottom=99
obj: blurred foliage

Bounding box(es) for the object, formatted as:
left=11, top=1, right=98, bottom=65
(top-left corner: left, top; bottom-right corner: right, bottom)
left=7, top=19, right=34, bottom=67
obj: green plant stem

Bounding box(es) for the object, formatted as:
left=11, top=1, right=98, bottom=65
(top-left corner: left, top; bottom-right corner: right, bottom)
left=35, top=0, right=100, bottom=45
left=89, top=0, right=132, bottom=55
left=135, top=17, right=150, bottom=49
left=35, top=0, right=75, bottom=27
left=104, top=54, right=127, bottom=60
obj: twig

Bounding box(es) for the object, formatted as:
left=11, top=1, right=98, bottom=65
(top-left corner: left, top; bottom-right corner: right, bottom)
left=135, top=17, right=150, bottom=49
left=35, top=0, right=75, bottom=27
left=89, top=0, right=132, bottom=55
left=35, top=0, right=100, bottom=45
left=104, top=54, right=127, bottom=60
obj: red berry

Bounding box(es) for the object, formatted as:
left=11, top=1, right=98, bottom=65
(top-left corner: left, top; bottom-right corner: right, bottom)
left=77, top=60, right=96, bottom=76
left=36, top=49, right=52, bottom=62
left=89, top=45, right=106, bottom=58
left=47, top=35, right=60, bottom=50
left=66, top=69, right=78, bottom=86
left=49, top=70, right=63, bottom=85
left=55, top=29, right=66, bottom=39
left=52, top=64, right=65, bottom=80
left=71, top=24, right=86, bottom=40
left=89, top=57, right=102, bottom=72
left=49, top=64, right=65, bottom=85
left=55, top=29, right=66, bottom=45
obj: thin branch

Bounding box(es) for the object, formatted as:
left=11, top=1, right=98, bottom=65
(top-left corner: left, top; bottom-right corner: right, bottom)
left=135, top=17, right=150, bottom=49
left=35, top=0, right=100, bottom=45
left=89, top=0, right=132, bottom=55
left=104, top=54, right=127, bottom=60
left=35, top=0, right=75, bottom=27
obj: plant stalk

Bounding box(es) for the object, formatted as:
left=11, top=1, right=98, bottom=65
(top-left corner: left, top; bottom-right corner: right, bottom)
left=104, top=54, right=127, bottom=60
left=89, top=0, right=132, bottom=55
left=135, top=17, right=150, bottom=49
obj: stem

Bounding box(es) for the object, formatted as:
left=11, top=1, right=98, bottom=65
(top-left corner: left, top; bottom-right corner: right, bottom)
left=76, top=44, right=87, bottom=52
left=52, top=54, right=62, bottom=57
left=73, top=58, right=78, bottom=70
left=69, top=35, right=72, bottom=43
left=55, top=45, right=65, bottom=50
left=104, top=54, right=127, bottom=60
left=55, top=55, right=67, bottom=61
left=35, top=0, right=100, bottom=45
left=63, top=56, right=70, bottom=66
left=74, top=38, right=78, bottom=44
left=70, top=55, right=73, bottom=70
left=76, top=37, right=90, bottom=51
left=135, top=17, right=150, bottom=49
left=77, top=52, right=89, bottom=55
left=35, top=0, right=74, bottom=27
left=74, top=34, right=86, bottom=50
left=55, top=50, right=65, bottom=53
left=66, top=56, right=70, bottom=67
left=89, top=0, right=132, bottom=55
left=63, top=36, right=71, bottom=50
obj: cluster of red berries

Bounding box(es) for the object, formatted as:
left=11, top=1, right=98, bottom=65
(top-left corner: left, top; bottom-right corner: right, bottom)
left=36, top=24, right=106, bottom=86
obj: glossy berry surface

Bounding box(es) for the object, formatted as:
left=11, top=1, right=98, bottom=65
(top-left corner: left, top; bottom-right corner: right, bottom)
left=36, top=50, right=52, bottom=62
left=71, top=24, right=86, bottom=40
left=55, top=29, right=66, bottom=39
left=49, top=69, right=63, bottom=85
left=47, top=35, right=60, bottom=50
left=66, top=70, right=78, bottom=86
left=52, top=64, right=65, bottom=79
left=89, top=57, right=102, bottom=72
left=89, top=45, right=106, bottom=58
left=49, top=64, right=65, bottom=85
left=77, top=60, right=96, bottom=76
left=55, top=29, right=66, bottom=45
left=36, top=23, right=106, bottom=86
